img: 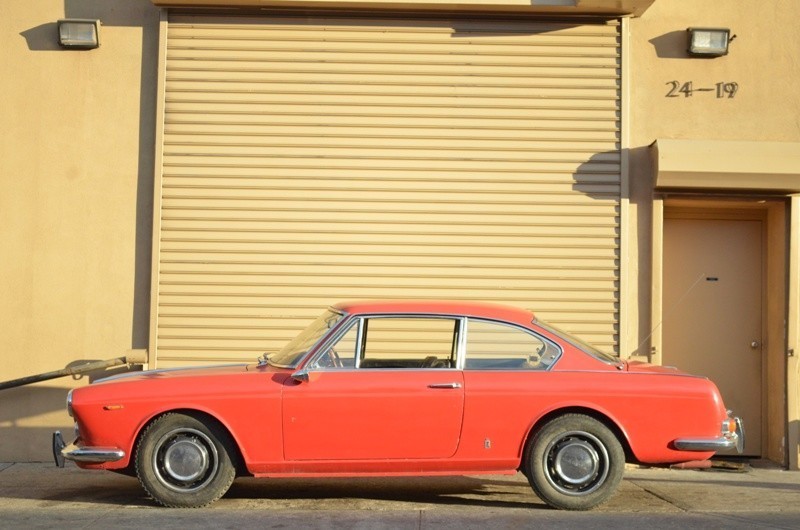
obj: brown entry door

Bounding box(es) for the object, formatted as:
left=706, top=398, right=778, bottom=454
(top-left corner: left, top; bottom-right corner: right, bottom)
left=663, top=217, right=762, bottom=456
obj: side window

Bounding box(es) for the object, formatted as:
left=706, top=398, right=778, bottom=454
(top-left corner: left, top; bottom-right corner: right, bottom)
left=359, top=317, right=458, bottom=369
left=465, top=319, right=560, bottom=370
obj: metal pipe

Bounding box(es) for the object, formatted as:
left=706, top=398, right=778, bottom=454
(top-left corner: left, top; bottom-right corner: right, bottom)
left=0, top=357, right=130, bottom=391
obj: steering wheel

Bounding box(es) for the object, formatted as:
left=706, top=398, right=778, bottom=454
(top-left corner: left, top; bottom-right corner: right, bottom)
left=329, top=348, right=342, bottom=368
left=421, top=356, right=449, bottom=368
left=316, top=348, right=342, bottom=368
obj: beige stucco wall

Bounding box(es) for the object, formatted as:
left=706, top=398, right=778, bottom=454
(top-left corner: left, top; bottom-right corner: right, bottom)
left=626, top=0, right=800, bottom=466
left=0, top=0, right=159, bottom=461
left=626, top=0, right=800, bottom=353
left=2, top=0, right=798, bottom=465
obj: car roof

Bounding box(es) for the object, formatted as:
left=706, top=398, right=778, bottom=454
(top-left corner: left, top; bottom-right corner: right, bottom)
left=331, top=300, right=536, bottom=326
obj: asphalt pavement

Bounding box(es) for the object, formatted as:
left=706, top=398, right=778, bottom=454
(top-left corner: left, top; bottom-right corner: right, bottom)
left=1, top=460, right=799, bottom=529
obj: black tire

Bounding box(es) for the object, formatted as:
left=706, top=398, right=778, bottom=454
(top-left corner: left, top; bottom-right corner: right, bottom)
left=135, top=413, right=237, bottom=507
left=523, top=414, right=624, bottom=510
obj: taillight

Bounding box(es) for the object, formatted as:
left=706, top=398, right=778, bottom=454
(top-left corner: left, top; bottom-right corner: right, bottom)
left=722, top=418, right=736, bottom=434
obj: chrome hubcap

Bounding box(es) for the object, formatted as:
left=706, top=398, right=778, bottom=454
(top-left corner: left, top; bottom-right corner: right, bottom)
left=163, top=437, right=209, bottom=482
left=544, top=431, right=609, bottom=496
left=553, top=439, right=599, bottom=484
left=153, top=428, right=218, bottom=492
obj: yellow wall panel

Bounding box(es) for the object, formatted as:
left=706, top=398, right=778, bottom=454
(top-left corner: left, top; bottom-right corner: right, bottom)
left=155, top=13, right=620, bottom=367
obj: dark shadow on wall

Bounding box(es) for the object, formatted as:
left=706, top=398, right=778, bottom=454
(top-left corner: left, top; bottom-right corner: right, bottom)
left=0, top=362, right=144, bottom=421
left=649, top=30, right=690, bottom=59
left=571, top=150, right=623, bottom=353
left=572, top=147, right=655, bottom=358
left=18, top=23, right=62, bottom=51
left=448, top=19, right=608, bottom=38
left=0, top=386, right=71, bottom=424
left=0, top=360, right=142, bottom=461
left=0, top=386, right=75, bottom=461
left=9, top=1, right=158, bottom=462
left=19, top=0, right=158, bottom=351
left=61, top=0, right=159, bottom=352
left=625, top=145, right=656, bottom=359
left=791, top=419, right=800, bottom=470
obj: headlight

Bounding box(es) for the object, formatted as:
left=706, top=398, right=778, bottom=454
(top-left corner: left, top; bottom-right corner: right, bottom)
left=66, top=389, right=74, bottom=418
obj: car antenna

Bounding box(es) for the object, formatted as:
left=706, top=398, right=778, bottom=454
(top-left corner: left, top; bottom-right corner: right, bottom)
left=633, top=272, right=706, bottom=358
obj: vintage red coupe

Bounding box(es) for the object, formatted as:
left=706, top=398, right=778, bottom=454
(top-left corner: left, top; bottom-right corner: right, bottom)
left=53, top=300, right=742, bottom=510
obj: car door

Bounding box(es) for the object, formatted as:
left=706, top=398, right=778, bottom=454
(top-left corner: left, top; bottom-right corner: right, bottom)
left=282, top=315, right=465, bottom=461
left=459, top=318, right=563, bottom=454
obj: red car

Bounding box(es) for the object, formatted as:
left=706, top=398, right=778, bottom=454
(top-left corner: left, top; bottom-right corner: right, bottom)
left=53, top=300, right=743, bottom=510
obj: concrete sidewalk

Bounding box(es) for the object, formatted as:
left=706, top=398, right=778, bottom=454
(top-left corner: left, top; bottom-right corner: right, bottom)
left=0, top=460, right=798, bottom=528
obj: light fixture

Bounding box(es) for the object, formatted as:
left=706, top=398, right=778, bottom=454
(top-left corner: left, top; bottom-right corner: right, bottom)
left=687, top=27, right=731, bottom=57
left=57, top=19, right=100, bottom=49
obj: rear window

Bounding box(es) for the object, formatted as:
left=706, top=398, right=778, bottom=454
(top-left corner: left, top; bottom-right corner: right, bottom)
left=535, top=319, right=621, bottom=367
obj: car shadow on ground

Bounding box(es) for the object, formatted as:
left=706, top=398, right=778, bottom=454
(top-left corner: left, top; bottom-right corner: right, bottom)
left=224, top=475, right=545, bottom=510
left=11, top=464, right=546, bottom=510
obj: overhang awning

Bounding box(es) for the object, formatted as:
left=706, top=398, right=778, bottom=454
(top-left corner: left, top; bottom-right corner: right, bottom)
left=149, top=0, right=656, bottom=17
left=652, top=139, right=800, bottom=194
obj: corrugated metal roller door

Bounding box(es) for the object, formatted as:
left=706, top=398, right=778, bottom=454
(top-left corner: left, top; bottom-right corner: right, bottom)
left=155, top=13, right=621, bottom=368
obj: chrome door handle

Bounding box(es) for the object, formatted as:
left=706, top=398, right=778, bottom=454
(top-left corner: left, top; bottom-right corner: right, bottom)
left=428, top=383, right=462, bottom=389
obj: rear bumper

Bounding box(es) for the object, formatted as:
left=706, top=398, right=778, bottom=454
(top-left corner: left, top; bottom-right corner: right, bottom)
left=52, top=431, right=125, bottom=468
left=673, top=416, right=745, bottom=453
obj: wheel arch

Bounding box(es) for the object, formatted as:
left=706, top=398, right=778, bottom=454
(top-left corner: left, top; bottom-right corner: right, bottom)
left=520, top=406, right=636, bottom=470
left=131, top=408, right=249, bottom=476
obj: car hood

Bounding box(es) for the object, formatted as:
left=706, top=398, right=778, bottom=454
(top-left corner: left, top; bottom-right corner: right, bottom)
left=94, top=363, right=257, bottom=385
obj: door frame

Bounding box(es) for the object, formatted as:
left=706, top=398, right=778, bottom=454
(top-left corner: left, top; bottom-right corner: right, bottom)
left=652, top=196, right=788, bottom=464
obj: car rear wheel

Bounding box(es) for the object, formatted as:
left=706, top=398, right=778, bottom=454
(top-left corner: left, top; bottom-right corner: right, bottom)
left=135, top=413, right=236, bottom=507
left=524, top=414, right=624, bottom=510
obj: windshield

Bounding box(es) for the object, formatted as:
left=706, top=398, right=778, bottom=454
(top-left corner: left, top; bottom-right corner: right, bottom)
left=534, top=319, right=622, bottom=367
left=267, top=309, right=345, bottom=368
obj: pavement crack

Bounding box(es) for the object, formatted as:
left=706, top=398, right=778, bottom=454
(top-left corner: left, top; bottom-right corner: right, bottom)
left=628, top=479, right=688, bottom=512
left=644, top=488, right=688, bottom=512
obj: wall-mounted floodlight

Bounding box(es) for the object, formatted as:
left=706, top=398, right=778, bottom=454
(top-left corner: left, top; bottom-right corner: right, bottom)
left=687, top=27, right=731, bottom=57
left=57, top=19, right=100, bottom=49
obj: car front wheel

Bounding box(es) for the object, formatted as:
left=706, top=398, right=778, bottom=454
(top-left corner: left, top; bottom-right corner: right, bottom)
left=524, top=414, right=624, bottom=510
left=135, top=412, right=237, bottom=507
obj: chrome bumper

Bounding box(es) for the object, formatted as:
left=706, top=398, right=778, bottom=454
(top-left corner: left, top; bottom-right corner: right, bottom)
left=673, top=416, right=745, bottom=454
left=52, top=431, right=125, bottom=467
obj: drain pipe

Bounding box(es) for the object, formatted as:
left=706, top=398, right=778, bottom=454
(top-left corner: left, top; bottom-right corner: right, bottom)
left=0, top=351, right=146, bottom=391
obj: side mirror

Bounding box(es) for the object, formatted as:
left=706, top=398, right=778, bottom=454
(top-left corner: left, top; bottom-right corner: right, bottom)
left=291, top=370, right=310, bottom=383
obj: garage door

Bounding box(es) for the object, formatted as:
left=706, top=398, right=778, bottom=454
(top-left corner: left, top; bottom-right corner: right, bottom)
left=153, top=13, right=621, bottom=367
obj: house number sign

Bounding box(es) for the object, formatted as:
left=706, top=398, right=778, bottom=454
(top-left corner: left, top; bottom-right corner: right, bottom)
left=665, top=81, right=739, bottom=98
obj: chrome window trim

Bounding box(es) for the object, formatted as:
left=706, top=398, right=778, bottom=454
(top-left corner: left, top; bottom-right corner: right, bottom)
left=305, top=313, right=463, bottom=371
left=272, top=308, right=348, bottom=369
left=304, top=313, right=359, bottom=370
left=297, top=367, right=463, bottom=374
left=455, top=316, right=467, bottom=370
left=534, top=318, right=620, bottom=367
left=305, top=313, right=563, bottom=372
left=463, top=317, right=563, bottom=371
left=354, top=317, right=365, bottom=369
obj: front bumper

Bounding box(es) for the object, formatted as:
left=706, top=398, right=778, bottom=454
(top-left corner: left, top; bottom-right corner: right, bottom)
left=52, top=431, right=125, bottom=468
left=673, top=416, right=745, bottom=453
